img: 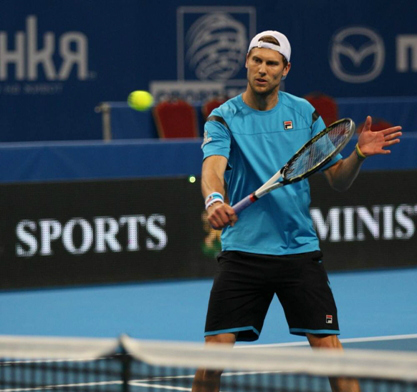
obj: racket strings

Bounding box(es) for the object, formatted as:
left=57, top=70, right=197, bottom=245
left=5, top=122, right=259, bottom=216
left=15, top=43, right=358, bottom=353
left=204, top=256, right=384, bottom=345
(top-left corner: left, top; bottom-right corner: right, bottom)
left=285, top=122, right=351, bottom=180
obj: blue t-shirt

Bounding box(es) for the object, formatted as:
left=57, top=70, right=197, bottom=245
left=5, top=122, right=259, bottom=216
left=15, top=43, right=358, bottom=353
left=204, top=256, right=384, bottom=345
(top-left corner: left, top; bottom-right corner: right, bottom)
left=202, top=91, right=341, bottom=255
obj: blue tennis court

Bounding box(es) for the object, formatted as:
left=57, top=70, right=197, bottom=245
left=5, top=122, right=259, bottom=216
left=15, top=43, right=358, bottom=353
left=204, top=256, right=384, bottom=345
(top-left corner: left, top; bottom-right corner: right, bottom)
left=0, top=267, right=416, bottom=352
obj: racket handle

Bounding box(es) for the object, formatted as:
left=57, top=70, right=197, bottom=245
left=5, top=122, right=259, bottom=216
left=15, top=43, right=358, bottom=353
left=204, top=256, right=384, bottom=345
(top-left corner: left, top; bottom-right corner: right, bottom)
left=232, top=193, right=258, bottom=214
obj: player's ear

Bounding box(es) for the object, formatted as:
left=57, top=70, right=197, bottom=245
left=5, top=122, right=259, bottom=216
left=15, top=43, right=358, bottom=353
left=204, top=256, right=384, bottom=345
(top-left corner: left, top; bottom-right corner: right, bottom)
left=245, top=53, right=249, bottom=68
left=283, top=62, right=291, bottom=78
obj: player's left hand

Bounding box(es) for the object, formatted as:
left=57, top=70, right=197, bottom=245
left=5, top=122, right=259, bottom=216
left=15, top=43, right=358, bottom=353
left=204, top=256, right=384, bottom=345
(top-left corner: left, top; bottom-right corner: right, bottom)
left=357, top=116, right=402, bottom=157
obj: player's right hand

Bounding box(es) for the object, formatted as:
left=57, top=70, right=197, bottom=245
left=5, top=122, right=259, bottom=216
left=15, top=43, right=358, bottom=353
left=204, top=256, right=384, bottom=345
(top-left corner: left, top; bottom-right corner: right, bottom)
left=206, top=202, right=238, bottom=230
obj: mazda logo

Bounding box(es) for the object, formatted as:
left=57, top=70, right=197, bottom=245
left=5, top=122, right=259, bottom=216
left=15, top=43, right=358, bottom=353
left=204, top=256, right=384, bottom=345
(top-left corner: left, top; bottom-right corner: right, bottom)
left=330, top=27, right=385, bottom=83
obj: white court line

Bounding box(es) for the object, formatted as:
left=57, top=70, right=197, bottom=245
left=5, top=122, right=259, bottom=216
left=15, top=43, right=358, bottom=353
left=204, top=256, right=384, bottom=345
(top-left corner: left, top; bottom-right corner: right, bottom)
left=130, top=382, right=190, bottom=391
left=235, top=333, right=417, bottom=349
left=128, top=381, right=186, bottom=391
left=0, top=380, right=122, bottom=392
left=129, top=371, right=283, bottom=391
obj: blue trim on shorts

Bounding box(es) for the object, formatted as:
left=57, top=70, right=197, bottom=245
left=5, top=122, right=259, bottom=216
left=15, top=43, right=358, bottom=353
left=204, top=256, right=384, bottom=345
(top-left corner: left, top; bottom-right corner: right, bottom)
left=205, top=326, right=260, bottom=337
left=290, top=328, right=340, bottom=336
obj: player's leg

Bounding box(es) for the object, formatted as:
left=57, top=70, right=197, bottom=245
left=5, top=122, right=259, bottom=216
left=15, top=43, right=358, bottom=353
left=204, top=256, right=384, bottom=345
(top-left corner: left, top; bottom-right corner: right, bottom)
left=306, top=334, right=361, bottom=392
left=192, top=251, right=273, bottom=392
left=192, top=333, right=236, bottom=392
left=275, top=252, right=360, bottom=391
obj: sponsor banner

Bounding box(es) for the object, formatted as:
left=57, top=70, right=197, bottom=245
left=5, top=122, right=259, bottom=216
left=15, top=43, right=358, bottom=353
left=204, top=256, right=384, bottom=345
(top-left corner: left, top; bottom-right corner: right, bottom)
left=0, top=171, right=416, bottom=290
left=309, top=171, right=417, bottom=270
left=0, top=177, right=218, bottom=290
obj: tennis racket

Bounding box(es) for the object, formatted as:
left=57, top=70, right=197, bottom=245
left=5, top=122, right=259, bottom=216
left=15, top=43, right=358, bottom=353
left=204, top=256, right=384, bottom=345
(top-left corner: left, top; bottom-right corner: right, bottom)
left=232, top=118, right=356, bottom=214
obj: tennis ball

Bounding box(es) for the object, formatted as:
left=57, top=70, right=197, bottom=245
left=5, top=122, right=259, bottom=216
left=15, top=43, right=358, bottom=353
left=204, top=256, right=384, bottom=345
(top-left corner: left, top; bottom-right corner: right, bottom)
left=127, top=90, right=154, bottom=111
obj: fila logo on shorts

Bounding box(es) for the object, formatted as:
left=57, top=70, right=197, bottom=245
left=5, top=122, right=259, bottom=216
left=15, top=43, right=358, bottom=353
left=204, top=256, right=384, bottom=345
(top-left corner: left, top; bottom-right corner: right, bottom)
left=326, top=315, right=333, bottom=324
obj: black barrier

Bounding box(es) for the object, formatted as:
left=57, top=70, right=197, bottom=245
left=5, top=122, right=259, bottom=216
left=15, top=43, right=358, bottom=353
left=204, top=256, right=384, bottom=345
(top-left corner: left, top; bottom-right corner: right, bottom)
left=309, top=170, right=417, bottom=271
left=0, top=178, right=217, bottom=290
left=0, top=172, right=416, bottom=290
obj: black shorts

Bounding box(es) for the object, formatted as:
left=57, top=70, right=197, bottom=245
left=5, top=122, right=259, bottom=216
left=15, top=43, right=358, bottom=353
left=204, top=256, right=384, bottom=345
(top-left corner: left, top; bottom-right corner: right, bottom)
left=205, top=250, right=340, bottom=342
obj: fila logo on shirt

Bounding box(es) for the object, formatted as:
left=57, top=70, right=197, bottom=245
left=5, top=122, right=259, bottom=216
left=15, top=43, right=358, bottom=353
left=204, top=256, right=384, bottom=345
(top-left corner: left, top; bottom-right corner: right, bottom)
left=284, top=120, right=293, bottom=130
left=326, top=315, right=333, bottom=324
left=201, top=131, right=212, bottom=148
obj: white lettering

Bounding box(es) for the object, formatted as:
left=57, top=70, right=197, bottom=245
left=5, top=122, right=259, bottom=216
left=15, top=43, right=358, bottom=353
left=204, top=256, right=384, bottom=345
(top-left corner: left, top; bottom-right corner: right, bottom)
left=310, top=207, right=341, bottom=242
left=382, top=205, right=394, bottom=239
left=27, top=16, right=56, bottom=80
left=39, top=219, right=62, bottom=255
left=62, top=218, right=93, bottom=254
left=397, top=35, right=417, bottom=72
left=146, top=214, right=167, bottom=250
left=0, top=32, right=25, bottom=80
left=119, top=215, right=147, bottom=251
left=95, top=217, right=122, bottom=253
left=395, top=205, right=415, bottom=239
left=343, top=207, right=355, bottom=241
left=59, top=32, right=88, bottom=79
left=15, top=214, right=168, bottom=257
left=310, top=204, right=417, bottom=242
left=0, top=15, right=90, bottom=81
left=356, top=206, right=380, bottom=240
left=16, top=220, right=37, bottom=257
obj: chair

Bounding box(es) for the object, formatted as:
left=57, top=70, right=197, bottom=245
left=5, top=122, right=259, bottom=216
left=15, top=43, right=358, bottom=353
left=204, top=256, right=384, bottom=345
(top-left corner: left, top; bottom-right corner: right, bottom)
left=304, top=92, right=339, bottom=127
left=153, top=100, right=198, bottom=138
left=201, top=98, right=227, bottom=120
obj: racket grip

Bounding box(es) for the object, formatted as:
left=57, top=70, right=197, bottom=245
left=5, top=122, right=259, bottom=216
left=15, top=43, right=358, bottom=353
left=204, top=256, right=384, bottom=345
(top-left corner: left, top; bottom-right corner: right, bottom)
left=232, top=194, right=257, bottom=214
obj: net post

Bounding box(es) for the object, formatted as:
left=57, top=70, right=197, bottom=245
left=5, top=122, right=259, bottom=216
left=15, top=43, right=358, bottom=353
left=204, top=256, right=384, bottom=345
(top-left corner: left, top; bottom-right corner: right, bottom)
left=119, top=346, right=132, bottom=392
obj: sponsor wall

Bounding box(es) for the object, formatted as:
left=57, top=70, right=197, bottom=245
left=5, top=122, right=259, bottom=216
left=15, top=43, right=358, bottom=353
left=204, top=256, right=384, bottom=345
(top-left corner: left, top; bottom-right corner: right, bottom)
left=1, top=172, right=416, bottom=290
left=1, top=0, right=416, bottom=142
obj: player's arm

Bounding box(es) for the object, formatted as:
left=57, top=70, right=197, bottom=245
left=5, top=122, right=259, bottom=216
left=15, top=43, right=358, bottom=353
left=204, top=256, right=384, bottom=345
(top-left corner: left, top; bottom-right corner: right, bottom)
left=202, top=155, right=237, bottom=230
left=324, top=116, right=402, bottom=191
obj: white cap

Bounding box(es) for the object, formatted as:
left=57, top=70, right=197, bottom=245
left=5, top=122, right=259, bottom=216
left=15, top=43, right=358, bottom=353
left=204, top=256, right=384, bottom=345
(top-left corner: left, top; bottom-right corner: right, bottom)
left=247, top=30, right=291, bottom=62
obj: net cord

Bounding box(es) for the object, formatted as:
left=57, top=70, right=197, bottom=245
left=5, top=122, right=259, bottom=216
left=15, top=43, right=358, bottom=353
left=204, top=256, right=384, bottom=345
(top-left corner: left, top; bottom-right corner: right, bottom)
left=120, top=336, right=417, bottom=382
left=0, top=335, right=416, bottom=383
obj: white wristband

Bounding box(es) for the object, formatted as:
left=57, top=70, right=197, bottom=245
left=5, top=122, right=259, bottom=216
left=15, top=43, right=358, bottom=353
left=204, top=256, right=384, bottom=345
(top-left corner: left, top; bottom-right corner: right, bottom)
left=205, top=192, right=224, bottom=205
left=205, top=198, right=224, bottom=210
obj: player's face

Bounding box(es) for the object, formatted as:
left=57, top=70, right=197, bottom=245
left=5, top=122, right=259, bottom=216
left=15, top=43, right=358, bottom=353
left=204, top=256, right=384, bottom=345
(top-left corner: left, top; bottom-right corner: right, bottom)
left=245, top=48, right=290, bottom=95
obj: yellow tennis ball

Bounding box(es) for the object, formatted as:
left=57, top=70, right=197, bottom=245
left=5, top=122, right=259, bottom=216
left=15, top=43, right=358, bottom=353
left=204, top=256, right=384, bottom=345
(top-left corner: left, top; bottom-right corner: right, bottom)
left=127, top=90, right=154, bottom=111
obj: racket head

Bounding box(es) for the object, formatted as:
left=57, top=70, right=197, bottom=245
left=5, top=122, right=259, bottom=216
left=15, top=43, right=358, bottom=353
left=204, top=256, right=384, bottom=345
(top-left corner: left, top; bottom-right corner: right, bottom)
left=281, top=118, right=356, bottom=183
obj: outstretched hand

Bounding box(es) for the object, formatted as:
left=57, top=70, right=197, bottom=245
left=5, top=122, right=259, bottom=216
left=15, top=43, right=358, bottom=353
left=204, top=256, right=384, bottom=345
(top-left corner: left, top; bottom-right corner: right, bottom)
left=358, top=116, right=402, bottom=157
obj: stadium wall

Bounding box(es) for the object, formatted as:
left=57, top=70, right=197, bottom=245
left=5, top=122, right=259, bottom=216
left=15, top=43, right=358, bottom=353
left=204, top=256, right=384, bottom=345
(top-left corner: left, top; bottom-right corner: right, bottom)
left=1, top=1, right=417, bottom=142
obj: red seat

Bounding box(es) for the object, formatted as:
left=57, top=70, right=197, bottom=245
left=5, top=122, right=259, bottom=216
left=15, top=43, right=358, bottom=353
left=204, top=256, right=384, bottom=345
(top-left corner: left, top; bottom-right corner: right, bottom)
left=304, top=92, right=339, bottom=127
left=202, top=98, right=227, bottom=120
left=153, top=100, right=198, bottom=138
left=356, top=118, right=393, bottom=133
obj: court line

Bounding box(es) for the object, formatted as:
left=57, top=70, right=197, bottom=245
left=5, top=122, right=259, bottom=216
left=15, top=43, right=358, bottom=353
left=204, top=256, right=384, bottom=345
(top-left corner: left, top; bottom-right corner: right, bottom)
left=0, top=372, right=283, bottom=392
left=235, top=333, right=417, bottom=349
left=0, top=380, right=122, bottom=392
left=129, top=383, right=190, bottom=391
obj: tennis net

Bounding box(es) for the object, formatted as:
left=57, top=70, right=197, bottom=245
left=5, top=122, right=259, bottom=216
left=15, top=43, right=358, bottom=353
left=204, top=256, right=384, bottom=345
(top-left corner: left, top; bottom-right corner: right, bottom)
left=0, top=334, right=416, bottom=391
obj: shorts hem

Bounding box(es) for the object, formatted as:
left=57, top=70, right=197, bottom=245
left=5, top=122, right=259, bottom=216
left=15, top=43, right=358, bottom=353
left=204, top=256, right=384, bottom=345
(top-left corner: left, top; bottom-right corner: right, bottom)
left=290, top=328, right=340, bottom=336
left=205, top=326, right=260, bottom=341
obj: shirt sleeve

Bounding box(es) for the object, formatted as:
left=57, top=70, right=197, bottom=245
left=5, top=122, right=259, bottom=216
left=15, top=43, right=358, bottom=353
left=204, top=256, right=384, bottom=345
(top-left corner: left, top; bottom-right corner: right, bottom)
left=201, top=117, right=231, bottom=161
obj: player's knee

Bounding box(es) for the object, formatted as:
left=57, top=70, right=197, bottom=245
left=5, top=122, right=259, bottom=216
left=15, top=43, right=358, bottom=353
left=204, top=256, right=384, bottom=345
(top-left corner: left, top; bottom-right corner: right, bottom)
left=204, top=333, right=236, bottom=345
left=306, top=333, right=343, bottom=349
left=202, top=368, right=223, bottom=380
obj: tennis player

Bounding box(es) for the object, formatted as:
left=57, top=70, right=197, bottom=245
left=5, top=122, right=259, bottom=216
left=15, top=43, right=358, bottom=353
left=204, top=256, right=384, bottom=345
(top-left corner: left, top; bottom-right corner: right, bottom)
left=192, top=30, right=402, bottom=392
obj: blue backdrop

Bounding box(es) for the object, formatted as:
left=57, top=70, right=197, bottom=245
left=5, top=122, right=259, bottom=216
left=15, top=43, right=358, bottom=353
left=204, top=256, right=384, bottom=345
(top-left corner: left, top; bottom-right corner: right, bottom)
left=1, top=0, right=416, bottom=142
left=1, top=135, right=416, bottom=183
